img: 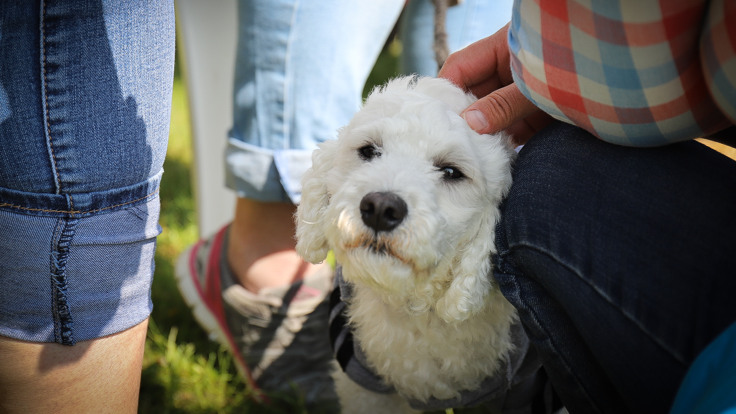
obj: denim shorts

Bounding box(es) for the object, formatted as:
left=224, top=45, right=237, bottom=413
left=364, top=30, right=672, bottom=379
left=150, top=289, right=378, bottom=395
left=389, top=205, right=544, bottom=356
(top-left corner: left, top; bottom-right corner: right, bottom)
left=0, top=1, right=175, bottom=345
left=225, top=0, right=512, bottom=204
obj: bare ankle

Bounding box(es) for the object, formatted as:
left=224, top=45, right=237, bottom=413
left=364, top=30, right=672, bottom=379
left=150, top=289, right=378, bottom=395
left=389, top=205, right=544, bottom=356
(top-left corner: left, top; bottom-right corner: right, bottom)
left=226, top=198, right=324, bottom=293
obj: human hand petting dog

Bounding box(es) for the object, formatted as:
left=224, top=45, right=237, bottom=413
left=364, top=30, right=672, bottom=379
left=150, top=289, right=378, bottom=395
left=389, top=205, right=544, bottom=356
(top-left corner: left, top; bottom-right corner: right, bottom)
left=439, top=23, right=552, bottom=146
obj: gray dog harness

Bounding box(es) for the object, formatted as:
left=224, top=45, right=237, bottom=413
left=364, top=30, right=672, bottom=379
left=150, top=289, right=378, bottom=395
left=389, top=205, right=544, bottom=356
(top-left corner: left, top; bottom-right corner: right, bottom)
left=328, top=267, right=560, bottom=413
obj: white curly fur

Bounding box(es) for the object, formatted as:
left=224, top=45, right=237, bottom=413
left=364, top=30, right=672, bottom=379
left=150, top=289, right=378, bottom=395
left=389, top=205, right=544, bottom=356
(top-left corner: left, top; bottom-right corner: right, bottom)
left=296, top=76, right=518, bottom=412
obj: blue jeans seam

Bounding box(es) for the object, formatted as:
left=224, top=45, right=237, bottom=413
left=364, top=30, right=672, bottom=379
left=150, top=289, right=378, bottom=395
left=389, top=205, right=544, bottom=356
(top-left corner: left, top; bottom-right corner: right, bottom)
left=510, top=242, right=689, bottom=366
left=0, top=188, right=159, bottom=216
left=498, top=250, right=602, bottom=413
left=281, top=0, right=298, bottom=146
left=50, top=217, right=78, bottom=345
left=40, top=0, right=63, bottom=195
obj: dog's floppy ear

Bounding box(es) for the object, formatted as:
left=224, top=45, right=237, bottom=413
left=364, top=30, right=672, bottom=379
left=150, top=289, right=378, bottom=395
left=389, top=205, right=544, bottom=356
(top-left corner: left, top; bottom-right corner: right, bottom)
left=435, top=211, right=498, bottom=322
left=295, top=139, right=338, bottom=263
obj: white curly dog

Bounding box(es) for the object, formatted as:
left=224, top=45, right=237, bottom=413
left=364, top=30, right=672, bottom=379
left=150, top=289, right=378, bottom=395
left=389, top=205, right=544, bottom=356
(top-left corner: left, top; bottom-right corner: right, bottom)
left=296, top=76, right=521, bottom=413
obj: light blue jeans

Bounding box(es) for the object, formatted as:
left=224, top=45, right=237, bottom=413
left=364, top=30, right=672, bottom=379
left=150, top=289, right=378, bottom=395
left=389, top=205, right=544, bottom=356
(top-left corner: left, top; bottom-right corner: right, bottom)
left=0, top=1, right=175, bottom=345
left=226, top=0, right=512, bottom=203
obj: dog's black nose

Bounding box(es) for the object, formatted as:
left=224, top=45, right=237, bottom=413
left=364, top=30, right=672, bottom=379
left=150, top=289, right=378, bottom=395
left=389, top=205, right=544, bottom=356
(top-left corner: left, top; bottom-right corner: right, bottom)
left=360, top=191, right=408, bottom=233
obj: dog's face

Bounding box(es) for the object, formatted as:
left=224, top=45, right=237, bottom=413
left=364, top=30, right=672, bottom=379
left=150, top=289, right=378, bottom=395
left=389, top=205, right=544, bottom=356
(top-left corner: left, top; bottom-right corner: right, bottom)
left=296, top=76, right=515, bottom=322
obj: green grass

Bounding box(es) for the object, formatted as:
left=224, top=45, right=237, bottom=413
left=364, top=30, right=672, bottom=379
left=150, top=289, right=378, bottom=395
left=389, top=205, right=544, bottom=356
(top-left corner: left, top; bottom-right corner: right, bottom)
left=140, top=40, right=485, bottom=413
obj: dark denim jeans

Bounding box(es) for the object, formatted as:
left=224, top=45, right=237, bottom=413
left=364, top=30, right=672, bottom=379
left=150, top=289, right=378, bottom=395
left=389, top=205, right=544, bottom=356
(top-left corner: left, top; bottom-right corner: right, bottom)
left=494, top=122, right=736, bottom=413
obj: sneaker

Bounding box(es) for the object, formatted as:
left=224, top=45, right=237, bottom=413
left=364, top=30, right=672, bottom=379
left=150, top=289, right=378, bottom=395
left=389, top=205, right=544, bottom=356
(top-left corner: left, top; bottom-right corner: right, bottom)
left=175, top=225, right=338, bottom=407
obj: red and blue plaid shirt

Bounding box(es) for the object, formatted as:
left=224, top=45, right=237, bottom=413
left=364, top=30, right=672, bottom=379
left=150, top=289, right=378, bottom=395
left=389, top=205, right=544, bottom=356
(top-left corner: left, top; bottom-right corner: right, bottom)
left=509, top=0, right=735, bottom=146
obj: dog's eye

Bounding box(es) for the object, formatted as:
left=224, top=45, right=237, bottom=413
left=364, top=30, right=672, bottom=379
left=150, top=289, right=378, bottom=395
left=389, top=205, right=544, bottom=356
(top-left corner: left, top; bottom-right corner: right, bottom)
left=439, top=165, right=465, bottom=181
left=358, top=144, right=381, bottom=161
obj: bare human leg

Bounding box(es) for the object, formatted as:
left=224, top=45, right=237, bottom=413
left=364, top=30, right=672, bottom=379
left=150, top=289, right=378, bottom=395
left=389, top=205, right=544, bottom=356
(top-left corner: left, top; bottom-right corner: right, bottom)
left=0, top=319, right=148, bottom=414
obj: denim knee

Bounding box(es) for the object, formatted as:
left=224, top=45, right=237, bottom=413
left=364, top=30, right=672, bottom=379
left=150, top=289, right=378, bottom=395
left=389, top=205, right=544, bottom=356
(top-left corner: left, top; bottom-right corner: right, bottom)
left=493, top=122, right=736, bottom=413
left=492, top=124, right=630, bottom=413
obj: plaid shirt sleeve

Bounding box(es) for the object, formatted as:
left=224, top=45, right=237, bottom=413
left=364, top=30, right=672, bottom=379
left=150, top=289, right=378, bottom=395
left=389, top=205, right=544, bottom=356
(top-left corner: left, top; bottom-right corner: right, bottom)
left=509, top=0, right=736, bottom=146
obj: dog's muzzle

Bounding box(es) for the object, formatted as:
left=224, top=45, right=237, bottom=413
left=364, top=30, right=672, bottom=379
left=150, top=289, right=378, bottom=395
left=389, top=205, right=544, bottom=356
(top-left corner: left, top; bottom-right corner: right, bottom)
left=359, top=191, right=407, bottom=233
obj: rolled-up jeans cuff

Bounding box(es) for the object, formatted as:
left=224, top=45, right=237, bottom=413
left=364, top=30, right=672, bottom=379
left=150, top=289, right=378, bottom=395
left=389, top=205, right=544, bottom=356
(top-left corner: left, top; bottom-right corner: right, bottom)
left=225, top=137, right=313, bottom=204
left=0, top=173, right=162, bottom=345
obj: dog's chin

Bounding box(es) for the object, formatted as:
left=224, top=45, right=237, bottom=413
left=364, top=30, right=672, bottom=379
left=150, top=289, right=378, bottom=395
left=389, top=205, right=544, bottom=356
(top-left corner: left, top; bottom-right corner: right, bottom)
left=337, top=237, right=419, bottom=287
left=342, top=234, right=414, bottom=267
left=341, top=242, right=410, bottom=270
left=359, top=237, right=409, bottom=263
